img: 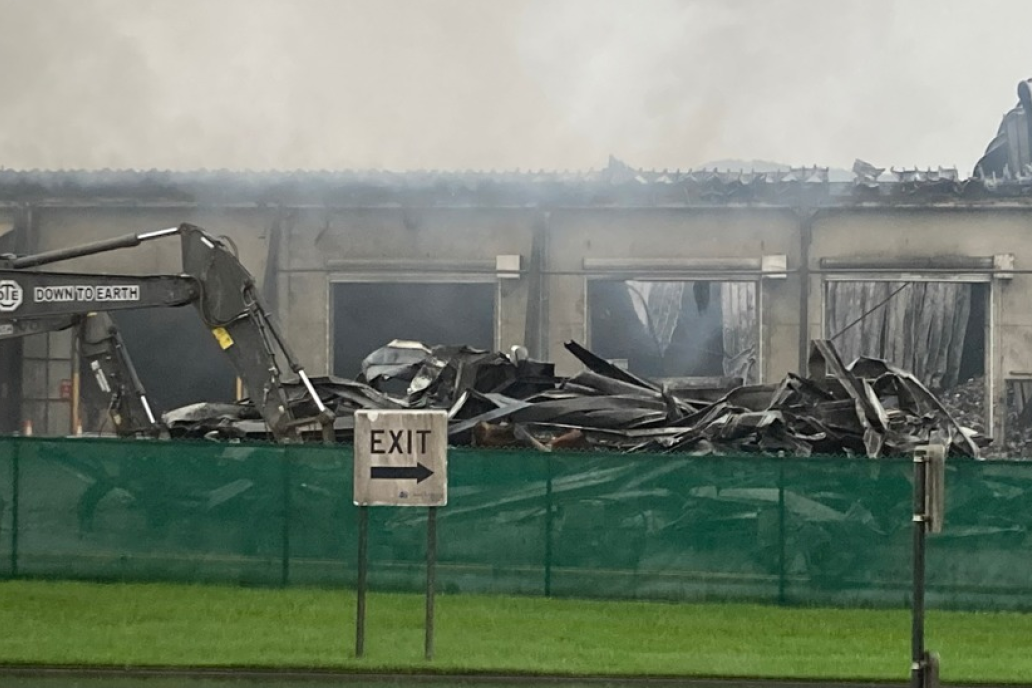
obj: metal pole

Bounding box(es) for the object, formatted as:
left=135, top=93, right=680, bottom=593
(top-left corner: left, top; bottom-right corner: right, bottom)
left=355, top=505, right=368, bottom=658
left=796, top=210, right=814, bottom=374
left=280, top=453, right=291, bottom=587
left=544, top=456, right=554, bottom=597
left=10, top=439, right=19, bottom=578
left=777, top=461, right=786, bottom=605
left=912, top=455, right=927, bottom=688
left=70, top=332, right=81, bottom=435
left=425, top=506, right=437, bottom=661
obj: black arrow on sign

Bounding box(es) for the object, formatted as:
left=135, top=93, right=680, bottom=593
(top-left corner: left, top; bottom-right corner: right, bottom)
left=371, top=463, right=434, bottom=484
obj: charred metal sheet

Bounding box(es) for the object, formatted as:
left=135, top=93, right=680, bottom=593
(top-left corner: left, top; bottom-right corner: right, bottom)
left=849, top=356, right=982, bottom=458
left=564, top=340, right=658, bottom=391
left=567, top=370, right=662, bottom=398
left=359, top=340, right=432, bottom=387
left=810, top=340, right=885, bottom=436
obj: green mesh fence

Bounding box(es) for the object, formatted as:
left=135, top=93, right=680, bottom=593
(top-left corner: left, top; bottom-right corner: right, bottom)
left=2, top=437, right=1032, bottom=610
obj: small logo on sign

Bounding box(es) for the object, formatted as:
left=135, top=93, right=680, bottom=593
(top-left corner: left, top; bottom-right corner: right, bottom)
left=0, top=280, right=23, bottom=312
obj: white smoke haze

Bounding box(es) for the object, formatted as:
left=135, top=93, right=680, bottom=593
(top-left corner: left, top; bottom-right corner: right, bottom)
left=0, top=0, right=1029, bottom=172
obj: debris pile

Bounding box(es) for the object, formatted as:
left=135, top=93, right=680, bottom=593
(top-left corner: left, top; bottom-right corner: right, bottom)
left=164, top=339, right=986, bottom=458
left=939, top=376, right=1032, bottom=458
left=1001, top=413, right=1032, bottom=459
left=999, top=380, right=1032, bottom=458
left=950, top=376, right=1032, bottom=459
left=940, top=376, right=987, bottom=437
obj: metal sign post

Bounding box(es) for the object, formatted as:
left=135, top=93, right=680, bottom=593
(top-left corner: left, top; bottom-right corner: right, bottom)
left=912, top=444, right=945, bottom=688
left=355, top=504, right=368, bottom=658
left=352, top=410, right=448, bottom=660
left=425, top=505, right=437, bottom=660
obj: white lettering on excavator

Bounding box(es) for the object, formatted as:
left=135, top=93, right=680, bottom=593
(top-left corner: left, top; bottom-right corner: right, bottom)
left=33, top=285, right=140, bottom=303
left=97, top=286, right=140, bottom=301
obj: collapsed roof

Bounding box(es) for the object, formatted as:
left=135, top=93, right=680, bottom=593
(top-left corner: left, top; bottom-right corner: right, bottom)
left=975, top=78, right=1032, bottom=180
left=3, top=155, right=1032, bottom=208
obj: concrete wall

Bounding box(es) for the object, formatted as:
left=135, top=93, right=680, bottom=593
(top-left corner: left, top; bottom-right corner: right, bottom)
left=279, top=207, right=538, bottom=373
left=5, top=199, right=1032, bottom=445
left=29, top=206, right=274, bottom=276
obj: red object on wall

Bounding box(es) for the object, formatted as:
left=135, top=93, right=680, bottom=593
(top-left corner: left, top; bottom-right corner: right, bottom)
left=59, top=379, right=73, bottom=400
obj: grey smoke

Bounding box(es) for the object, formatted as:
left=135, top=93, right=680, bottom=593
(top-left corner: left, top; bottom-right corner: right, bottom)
left=0, top=0, right=1028, bottom=172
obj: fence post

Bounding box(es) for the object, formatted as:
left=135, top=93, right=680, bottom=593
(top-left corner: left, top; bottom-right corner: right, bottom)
left=777, top=460, right=786, bottom=605
left=10, top=438, right=21, bottom=579
left=544, top=453, right=554, bottom=597
left=280, top=447, right=291, bottom=588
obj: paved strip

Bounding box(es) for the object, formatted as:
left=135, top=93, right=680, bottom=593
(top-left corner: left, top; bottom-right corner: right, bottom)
left=0, top=665, right=1024, bottom=688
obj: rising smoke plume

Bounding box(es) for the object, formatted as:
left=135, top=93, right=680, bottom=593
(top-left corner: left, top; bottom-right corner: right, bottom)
left=0, top=0, right=1028, bottom=172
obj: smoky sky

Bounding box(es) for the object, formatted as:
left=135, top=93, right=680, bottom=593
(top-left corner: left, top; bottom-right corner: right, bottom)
left=0, top=0, right=1030, bottom=173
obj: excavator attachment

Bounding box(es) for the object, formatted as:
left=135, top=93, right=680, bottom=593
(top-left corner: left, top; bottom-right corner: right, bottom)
left=0, top=311, right=162, bottom=438
left=79, top=312, right=163, bottom=437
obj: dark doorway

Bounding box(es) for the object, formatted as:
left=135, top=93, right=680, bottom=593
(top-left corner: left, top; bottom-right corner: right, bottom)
left=332, top=282, right=495, bottom=378
left=959, top=283, right=989, bottom=384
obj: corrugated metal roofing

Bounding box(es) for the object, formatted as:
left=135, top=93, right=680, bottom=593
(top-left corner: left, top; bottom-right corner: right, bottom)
left=0, top=157, right=1029, bottom=207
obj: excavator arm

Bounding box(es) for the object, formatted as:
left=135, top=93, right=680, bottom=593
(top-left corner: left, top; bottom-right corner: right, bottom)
left=0, top=268, right=198, bottom=318
left=176, top=224, right=333, bottom=440
left=79, top=311, right=163, bottom=437
left=0, top=223, right=334, bottom=443
left=0, top=311, right=162, bottom=438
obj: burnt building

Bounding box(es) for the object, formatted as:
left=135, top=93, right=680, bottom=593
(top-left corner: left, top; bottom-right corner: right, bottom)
left=2, top=160, right=1032, bottom=451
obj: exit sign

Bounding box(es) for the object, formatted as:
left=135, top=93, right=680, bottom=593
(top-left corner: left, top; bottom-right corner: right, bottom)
left=353, top=410, right=448, bottom=507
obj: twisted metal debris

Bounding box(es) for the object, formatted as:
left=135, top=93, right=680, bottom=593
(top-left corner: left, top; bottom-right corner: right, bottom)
left=164, top=338, right=986, bottom=458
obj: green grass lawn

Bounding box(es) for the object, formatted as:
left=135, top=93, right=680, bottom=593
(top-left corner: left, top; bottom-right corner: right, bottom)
left=2, top=579, right=1032, bottom=683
